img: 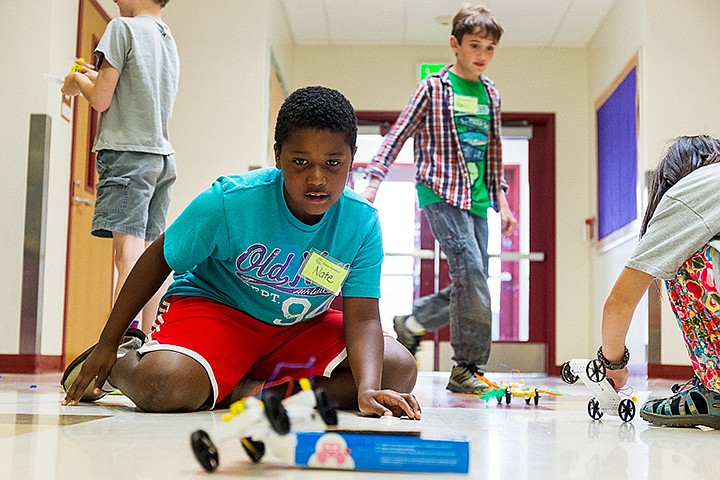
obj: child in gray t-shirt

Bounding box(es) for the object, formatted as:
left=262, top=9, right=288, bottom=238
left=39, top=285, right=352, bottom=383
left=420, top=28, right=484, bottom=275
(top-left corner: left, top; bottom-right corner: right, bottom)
left=599, top=135, right=720, bottom=430
left=62, top=0, right=179, bottom=332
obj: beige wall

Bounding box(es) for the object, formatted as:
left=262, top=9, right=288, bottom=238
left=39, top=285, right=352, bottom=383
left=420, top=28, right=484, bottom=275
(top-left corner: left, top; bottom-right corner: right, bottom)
left=163, top=0, right=288, bottom=221
left=0, top=0, right=78, bottom=356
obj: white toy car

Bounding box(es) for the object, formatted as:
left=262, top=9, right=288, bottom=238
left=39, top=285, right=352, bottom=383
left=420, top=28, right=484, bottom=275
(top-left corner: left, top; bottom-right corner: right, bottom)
left=560, top=358, right=636, bottom=422
left=191, top=379, right=337, bottom=472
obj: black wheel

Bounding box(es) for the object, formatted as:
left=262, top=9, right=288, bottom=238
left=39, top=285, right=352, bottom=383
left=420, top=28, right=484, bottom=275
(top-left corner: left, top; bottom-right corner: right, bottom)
left=618, top=398, right=636, bottom=422
left=314, top=388, right=338, bottom=426
left=587, top=398, right=603, bottom=420
left=534, top=389, right=540, bottom=406
left=525, top=397, right=531, bottom=405
left=262, top=392, right=291, bottom=435
left=240, top=437, right=266, bottom=463
left=586, top=359, right=606, bottom=383
left=560, top=362, right=578, bottom=384
left=190, top=429, right=219, bottom=472
left=505, top=388, right=512, bottom=405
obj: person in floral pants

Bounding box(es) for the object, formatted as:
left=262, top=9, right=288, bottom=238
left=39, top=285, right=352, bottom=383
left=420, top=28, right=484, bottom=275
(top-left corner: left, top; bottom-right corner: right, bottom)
left=600, top=135, right=720, bottom=429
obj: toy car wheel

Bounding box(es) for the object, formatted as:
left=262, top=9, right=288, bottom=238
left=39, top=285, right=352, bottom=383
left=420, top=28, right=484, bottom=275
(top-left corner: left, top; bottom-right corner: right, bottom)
left=618, top=398, right=636, bottom=422
left=525, top=397, right=531, bottom=405
left=262, top=392, right=291, bottom=435
left=586, top=359, right=606, bottom=383
left=560, top=362, right=578, bottom=384
left=315, top=388, right=338, bottom=426
left=587, top=398, right=603, bottom=420
left=505, top=388, right=512, bottom=405
left=191, top=429, right=219, bottom=472
left=534, top=389, right=540, bottom=406
left=240, top=437, right=266, bottom=463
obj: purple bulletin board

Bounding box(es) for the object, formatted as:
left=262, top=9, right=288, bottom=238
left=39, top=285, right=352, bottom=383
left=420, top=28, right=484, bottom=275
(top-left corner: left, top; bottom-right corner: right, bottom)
left=596, top=57, right=638, bottom=250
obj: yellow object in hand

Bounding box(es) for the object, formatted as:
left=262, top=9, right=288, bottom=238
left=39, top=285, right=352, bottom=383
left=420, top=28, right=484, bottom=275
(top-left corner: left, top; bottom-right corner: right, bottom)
left=71, top=58, right=86, bottom=73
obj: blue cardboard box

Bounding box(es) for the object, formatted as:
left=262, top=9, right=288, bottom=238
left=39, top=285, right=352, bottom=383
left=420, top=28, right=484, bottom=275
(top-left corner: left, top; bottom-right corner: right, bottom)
left=293, top=431, right=469, bottom=473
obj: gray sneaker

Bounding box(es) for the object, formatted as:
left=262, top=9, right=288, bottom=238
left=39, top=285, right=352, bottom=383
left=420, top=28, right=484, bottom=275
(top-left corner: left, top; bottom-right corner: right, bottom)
left=393, top=315, right=424, bottom=356
left=446, top=364, right=489, bottom=394
left=61, top=328, right=146, bottom=402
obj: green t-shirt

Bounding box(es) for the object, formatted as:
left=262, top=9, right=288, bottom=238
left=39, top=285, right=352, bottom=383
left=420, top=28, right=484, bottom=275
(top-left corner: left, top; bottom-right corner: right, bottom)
left=417, top=71, right=491, bottom=217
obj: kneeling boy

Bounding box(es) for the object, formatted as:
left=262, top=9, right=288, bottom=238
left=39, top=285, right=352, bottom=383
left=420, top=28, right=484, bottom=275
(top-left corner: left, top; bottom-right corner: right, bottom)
left=62, top=86, right=421, bottom=419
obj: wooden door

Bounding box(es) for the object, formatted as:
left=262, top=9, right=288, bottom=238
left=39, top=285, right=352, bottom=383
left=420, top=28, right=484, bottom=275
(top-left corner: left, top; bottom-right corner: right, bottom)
left=62, top=0, right=113, bottom=366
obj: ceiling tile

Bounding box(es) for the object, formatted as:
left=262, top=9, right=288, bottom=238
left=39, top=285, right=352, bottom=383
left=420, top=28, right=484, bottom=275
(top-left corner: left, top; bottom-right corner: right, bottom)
left=281, top=0, right=618, bottom=47
left=324, top=0, right=405, bottom=45
left=281, top=0, right=329, bottom=44
left=552, top=0, right=617, bottom=46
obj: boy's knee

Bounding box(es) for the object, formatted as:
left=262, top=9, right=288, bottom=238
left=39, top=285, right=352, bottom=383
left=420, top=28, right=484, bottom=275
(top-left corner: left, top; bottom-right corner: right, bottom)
left=383, top=337, right=418, bottom=392
left=122, top=353, right=211, bottom=412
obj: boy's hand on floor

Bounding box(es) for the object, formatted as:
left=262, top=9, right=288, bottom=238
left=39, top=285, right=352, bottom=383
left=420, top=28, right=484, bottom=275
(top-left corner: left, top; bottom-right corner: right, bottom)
left=358, top=389, right=422, bottom=420
left=62, top=343, right=118, bottom=406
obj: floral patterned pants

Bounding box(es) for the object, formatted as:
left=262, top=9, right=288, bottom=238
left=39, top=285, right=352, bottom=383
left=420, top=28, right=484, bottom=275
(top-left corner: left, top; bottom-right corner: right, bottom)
left=665, top=244, right=720, bottom=391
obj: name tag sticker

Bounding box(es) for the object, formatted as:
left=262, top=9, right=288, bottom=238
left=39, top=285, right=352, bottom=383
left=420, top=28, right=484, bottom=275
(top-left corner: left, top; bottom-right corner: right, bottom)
left=454, top=95, right=478, bottom=114
left=300, top=251, right=349, bottom=295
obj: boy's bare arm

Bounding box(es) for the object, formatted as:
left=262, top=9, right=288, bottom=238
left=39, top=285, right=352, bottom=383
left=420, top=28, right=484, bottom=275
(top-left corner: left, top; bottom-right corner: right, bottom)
left=61, top=62, right=119, bottom=112
left=342, top=297, right=420, bottom=418
left=63, top=235, right=172, bottom=405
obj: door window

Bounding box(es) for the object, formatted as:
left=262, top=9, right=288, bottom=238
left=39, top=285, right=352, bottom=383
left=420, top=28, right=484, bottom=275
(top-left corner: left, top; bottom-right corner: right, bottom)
left=351, top=125, right=531, bottom=341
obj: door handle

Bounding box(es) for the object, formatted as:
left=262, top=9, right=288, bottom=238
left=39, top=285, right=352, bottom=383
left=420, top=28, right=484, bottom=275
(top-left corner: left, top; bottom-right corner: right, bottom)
left=74, top=195, right=94, bottom=207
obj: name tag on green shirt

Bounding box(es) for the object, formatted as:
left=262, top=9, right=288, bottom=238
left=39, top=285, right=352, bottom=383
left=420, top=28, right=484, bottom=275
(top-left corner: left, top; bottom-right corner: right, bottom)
left=454, top=95, right=478, bottom=114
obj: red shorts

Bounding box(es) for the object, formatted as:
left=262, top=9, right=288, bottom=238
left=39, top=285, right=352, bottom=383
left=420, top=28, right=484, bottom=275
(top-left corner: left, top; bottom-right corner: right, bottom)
left=139, top=296, right=347, bottom=407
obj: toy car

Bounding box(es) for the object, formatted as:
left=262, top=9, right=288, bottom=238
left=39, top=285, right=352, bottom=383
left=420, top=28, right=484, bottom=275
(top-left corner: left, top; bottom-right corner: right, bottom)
left=477, top=375, right=564, bottom=406
left=191, top=378, right=337, bottom=472
left=560, top=358, right=636, bottom=422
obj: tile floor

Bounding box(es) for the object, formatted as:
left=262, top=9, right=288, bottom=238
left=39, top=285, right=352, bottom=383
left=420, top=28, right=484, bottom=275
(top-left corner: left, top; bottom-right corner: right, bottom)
left=0, top=370, right=718, bottom=479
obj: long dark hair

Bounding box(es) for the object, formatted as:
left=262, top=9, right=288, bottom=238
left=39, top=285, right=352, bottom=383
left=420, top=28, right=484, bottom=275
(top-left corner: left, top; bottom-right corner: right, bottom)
left=641, top=135, right=720, bottom=236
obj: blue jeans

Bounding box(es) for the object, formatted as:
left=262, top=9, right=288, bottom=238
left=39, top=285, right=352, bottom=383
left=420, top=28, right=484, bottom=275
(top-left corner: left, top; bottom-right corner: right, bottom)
left=413, top=202, right=491, bottom=368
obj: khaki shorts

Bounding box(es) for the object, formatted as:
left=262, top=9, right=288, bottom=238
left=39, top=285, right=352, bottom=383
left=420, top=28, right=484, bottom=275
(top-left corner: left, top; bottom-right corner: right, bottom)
left=91, top=149, right=176, bottom=241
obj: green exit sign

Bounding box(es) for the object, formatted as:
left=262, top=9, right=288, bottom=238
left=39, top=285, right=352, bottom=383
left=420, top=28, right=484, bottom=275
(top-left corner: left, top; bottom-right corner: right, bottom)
left=419, top=63, right=445, bottom=80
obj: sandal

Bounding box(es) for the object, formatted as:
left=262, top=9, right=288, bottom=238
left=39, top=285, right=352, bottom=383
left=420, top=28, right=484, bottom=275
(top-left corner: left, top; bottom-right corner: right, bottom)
left=640, top=377, right=720, bottom=429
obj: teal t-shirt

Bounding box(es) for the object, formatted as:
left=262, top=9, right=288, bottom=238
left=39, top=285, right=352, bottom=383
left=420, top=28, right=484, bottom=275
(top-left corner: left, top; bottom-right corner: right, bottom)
left=417, top=71, right=491, bottom=217
left=163, top=168, right=384, bottom=326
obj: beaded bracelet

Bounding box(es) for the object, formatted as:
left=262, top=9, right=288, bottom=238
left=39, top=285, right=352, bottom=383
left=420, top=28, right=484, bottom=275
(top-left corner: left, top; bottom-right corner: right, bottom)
left=596, top=345, right=629, bottom=370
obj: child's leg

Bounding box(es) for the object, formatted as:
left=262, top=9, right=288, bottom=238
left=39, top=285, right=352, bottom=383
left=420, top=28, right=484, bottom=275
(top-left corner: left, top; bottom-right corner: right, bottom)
left=130, top=296, right=282, bottom=411
left=112, top=232, right=147, bottom=327
left=109, top=349, right=211, bottom=412
left=665, top=245, right=720, bottom=391
left=313, top=336, right=417, bottom=410
left=423, top=202, right=491, bottom=368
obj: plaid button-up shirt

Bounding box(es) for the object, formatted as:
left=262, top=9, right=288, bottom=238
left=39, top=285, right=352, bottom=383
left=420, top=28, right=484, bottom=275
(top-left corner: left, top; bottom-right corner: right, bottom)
left=366, top=65, right=505, bottom=211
